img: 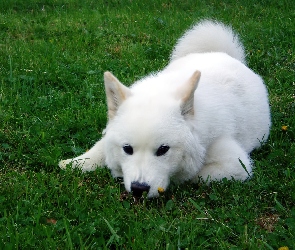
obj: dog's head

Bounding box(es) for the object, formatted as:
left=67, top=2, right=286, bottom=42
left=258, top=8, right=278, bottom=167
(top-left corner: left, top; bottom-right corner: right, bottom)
left=103, top=71, right=202, bottom=198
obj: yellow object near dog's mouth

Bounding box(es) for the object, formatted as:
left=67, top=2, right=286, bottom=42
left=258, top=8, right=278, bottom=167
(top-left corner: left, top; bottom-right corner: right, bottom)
left=157, top=187, right=165, bottom=194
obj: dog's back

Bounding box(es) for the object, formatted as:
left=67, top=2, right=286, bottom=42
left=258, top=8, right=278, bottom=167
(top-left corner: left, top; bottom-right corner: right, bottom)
left=170, top=20, right=246, bottom=64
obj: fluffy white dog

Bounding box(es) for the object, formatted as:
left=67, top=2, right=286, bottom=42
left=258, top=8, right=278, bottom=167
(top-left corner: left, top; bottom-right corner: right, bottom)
left=59, top=20, right=271, bottom=198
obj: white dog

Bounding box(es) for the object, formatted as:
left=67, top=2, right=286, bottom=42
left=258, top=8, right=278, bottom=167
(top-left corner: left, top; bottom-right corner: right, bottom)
left=59, top=20, right=271, bottom=198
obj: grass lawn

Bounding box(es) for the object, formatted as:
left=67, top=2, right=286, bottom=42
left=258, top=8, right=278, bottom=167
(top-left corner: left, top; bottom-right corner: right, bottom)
left=0, top=0, right=294, bottom=249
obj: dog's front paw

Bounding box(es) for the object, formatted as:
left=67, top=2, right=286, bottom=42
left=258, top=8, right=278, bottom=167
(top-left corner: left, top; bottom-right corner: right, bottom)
left=58, top=159, right=73, bottom=169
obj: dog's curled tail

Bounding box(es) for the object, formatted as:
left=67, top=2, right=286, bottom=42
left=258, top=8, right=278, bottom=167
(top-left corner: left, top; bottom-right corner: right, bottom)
left=170, top=20, right=246, bottom=64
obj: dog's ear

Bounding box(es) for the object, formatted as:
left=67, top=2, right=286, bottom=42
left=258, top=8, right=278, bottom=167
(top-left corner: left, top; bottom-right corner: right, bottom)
left=176, top=70, right=201, bottom=118
left=104, top=71, right=132, bottom=120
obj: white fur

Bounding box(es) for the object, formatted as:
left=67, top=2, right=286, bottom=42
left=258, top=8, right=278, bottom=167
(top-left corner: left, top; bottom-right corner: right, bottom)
left=59, top=20, right=271, bottom=198
left=170, top=20, right=246, bottom=64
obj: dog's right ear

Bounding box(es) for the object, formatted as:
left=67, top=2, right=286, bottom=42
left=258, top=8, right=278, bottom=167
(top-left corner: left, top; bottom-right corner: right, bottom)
left=104, top=71, right=132, bottom=120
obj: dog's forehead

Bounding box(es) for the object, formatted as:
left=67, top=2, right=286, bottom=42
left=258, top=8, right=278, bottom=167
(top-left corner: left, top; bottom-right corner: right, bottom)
left=111, top=95, right=183, bottom=140
left=122, top=93, right=179, bottom=120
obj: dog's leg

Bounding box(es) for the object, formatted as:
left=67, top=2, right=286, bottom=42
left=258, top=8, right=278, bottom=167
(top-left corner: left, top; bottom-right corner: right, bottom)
left=197, top=136, right=252, bottom=182
left=59, top=138, right=106, bottom=172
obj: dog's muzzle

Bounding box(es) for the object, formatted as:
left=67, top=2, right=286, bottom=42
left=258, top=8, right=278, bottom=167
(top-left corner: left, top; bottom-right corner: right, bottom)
left=131, top=181, right=150, bottom=197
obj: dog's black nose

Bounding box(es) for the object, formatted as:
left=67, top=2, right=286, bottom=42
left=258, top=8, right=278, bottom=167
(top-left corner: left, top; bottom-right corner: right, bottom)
left=131, top=182, right=150, bottom=197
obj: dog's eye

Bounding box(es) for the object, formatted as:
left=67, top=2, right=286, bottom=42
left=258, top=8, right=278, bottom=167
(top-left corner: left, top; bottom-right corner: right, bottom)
left=156, top=145, right=170, bottom=157
left=123, top=144, right=133, bottom=155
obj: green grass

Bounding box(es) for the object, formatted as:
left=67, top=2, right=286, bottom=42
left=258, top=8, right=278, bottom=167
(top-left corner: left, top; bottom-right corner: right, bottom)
left=0, top=0, right=294, bottom=249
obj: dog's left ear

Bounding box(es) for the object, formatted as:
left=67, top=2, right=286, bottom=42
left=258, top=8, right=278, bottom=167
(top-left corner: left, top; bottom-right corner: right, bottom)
left=104, top=71, right=132, bottom=120
left=176, top=70, right=201, bottom=118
